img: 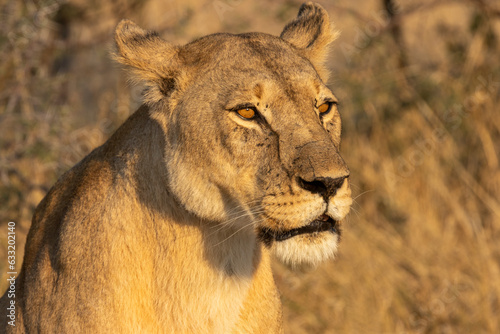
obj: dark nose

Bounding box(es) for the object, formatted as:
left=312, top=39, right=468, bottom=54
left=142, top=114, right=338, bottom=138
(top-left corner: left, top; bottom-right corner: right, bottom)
left=298, top=175, right=348, bottom=199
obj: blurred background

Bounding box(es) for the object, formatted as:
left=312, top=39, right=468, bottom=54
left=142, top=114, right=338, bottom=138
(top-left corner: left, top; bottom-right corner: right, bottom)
left=1, top=0, right=499, bottom=332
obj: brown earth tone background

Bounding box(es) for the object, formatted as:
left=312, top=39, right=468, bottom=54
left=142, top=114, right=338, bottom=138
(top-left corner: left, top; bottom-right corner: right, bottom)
left=1, top=0, right=499, bottom=332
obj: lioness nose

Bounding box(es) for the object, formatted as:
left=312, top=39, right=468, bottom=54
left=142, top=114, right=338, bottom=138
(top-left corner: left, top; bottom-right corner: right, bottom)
left=298, top=175, right=348, bottom=198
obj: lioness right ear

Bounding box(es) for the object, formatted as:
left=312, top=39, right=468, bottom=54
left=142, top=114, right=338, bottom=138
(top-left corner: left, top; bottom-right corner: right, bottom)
left=280, top=2, right=338, bottom=82
left=114, top=20, right=180, bottom=102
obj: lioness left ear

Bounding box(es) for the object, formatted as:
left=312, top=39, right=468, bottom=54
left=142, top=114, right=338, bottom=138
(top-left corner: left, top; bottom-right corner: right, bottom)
left=280, top=2, right=339, bottom=82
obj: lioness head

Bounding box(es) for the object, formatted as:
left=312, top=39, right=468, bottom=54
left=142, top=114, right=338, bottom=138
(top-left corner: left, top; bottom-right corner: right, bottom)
left=114, top=2, right=351, bottom=267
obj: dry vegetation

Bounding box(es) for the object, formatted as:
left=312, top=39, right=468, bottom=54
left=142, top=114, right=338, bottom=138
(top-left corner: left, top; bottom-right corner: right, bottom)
left=1, top=0, right=499, bottom=332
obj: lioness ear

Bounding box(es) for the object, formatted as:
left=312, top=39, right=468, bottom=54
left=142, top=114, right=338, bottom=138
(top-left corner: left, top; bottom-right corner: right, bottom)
left=114, top=20, right=180, bottom=103
left=280, top=2, right=339, bottom=82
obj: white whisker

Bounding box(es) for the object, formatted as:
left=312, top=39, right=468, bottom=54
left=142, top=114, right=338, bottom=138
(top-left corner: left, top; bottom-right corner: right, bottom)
left=353, top=189, right=374, bottom=200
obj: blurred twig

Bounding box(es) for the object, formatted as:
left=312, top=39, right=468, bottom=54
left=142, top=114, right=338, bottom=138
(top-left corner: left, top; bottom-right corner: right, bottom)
left=330, top=0, right=458, bottom=28
left=1, top=168, right=50, bottom=194
left=383, top=0, right=408, bottom=70
left=467, top=0, right=500, bottom=18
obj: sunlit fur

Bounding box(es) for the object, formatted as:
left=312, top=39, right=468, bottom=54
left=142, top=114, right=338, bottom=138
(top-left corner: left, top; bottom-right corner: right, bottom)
left=0, top=3, right=351, bottom=333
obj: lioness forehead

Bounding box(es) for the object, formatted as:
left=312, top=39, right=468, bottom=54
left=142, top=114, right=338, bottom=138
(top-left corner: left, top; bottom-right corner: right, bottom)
left=179, top=32, right=318, bottom=79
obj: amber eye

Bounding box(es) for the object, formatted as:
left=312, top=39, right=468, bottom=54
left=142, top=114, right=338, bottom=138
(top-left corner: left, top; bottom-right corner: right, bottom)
left=318, top=102, right=333, bottom=114
left=236, top=107, right=256, bottom=119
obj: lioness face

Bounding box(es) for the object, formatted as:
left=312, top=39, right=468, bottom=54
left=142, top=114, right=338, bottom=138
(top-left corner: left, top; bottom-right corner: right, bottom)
left=163, top=34, right=351, bottom=267
left=115, top=3, right=351, bottom=267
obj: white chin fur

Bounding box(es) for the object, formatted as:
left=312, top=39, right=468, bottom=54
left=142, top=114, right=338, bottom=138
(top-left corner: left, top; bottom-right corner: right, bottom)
left=271, top=232, right=339, bottom=268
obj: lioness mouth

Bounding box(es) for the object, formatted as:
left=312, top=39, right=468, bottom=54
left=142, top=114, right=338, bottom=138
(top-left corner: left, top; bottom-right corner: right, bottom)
left=259, top=214, right=338, bottom=245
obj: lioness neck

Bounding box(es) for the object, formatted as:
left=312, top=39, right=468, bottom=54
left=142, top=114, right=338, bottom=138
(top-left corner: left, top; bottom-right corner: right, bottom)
left=105, top=104, right=258, bottom=272
left=96, top=105, right=260, bottom=331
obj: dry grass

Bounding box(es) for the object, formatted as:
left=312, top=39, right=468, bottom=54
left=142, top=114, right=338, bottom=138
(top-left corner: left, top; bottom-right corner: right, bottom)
left=1, top=0, right=499, bottom=332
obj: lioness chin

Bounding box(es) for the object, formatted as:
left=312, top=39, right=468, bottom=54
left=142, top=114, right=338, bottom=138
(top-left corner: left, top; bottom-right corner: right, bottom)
left=0, top=2, right=352, bottom=333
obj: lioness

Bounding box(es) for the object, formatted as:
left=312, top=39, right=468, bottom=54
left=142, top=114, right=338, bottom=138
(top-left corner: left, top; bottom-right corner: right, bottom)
left=0, top=2, right=351, bottom=333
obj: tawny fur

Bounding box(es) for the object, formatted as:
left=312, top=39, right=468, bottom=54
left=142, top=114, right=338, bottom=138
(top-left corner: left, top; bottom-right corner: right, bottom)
left=0, top=2, right=351, bottom=333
